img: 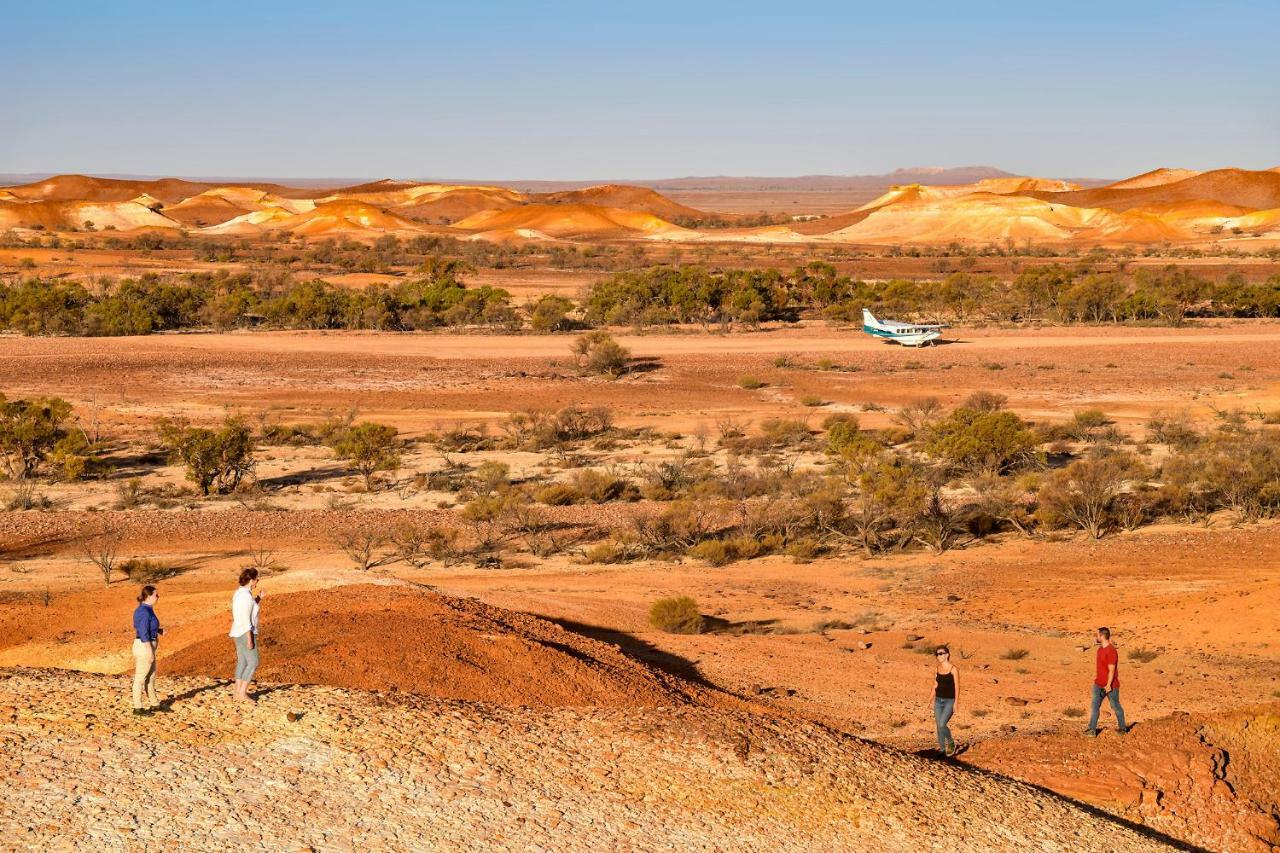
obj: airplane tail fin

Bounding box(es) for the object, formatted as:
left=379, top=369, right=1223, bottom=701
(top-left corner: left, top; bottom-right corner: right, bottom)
left=862, top=307, right=878, bottom=325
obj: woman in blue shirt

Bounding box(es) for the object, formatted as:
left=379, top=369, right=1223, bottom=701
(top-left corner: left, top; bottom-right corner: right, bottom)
left=131, top=585, right=164, bottom=715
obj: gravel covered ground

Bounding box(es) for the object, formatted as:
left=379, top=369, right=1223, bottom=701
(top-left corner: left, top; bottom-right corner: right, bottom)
left=0, top=668, right=1174, bottom=851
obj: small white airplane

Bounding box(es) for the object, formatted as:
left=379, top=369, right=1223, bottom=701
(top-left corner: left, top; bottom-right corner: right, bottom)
left=861, top=308, right=946, bottom=347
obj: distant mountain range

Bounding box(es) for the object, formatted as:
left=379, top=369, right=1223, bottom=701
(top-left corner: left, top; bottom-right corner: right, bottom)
left=0, top=167, right=1113, bottom=193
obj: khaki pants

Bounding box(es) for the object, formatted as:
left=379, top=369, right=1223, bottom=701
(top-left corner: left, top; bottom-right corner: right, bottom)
left=132, top=639, right=158, bottom=709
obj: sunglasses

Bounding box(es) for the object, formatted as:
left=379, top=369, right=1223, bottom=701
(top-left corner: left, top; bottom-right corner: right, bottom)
left=935, top=651, right=948, bottom=656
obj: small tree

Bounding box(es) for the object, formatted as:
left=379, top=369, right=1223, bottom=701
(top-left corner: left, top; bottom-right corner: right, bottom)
left=334, top=530, right=397, bottom=571
left=1038, top=452, right=1144, bottom=539
left=156, top=415, right=255, bottom=496
left=82, top=535, right=120, bottom=585
left=329, top=421, right=401, bottom=490
left=528, top=294, right=576, bottom=332
left=572, top=331, right=631, bottom=378
left=0, top=395, right=74, bottom=480
left=923, top=407, right=1040, bottom=475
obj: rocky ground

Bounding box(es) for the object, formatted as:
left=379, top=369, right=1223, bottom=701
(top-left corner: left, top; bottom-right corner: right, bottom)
left=0, top=667, right=1176, bottom=851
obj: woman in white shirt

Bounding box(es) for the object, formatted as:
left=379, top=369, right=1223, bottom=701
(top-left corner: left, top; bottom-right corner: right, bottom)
left=230, top=568, right=262, bottom=702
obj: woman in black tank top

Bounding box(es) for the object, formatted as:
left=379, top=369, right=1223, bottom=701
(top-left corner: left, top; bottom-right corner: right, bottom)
left=932, top=645, right=960, bottom=755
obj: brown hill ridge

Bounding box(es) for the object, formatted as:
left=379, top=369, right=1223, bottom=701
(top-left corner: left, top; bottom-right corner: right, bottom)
left=0, top=667, right=1173, bottom=850
left=164, top=583, right=702, bottom=708
left=3, top=168, right=1278, bottom=246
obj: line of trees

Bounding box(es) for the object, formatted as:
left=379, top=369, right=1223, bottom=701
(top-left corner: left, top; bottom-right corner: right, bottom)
left=2, top=261, right=1279, bottom=337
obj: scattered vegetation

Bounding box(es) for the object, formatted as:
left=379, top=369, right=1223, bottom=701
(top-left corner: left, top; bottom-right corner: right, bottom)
left=648, top=596, right=705, bottom=634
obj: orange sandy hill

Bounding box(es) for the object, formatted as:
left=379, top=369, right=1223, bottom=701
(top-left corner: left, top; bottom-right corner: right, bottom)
left=787, top=167, right=1280, bottom=245
left=200, top=198, right=431, bottom=238
left=1026, top=168, right=1280, bottom=212
left=1103, top=167, right=1202, bottom=190
left=322, top=179, right=530, bottom=222
left=0, top=198, right=182, bottom=232
left=531, top=184, right=709, bottom=221
left=165, top=187, right=316, bottom=226
left=0, top=174, right=315, bottom=205
left=164, top=583, right=705, bottom=708
left=453, top=202, right=691, bottom=241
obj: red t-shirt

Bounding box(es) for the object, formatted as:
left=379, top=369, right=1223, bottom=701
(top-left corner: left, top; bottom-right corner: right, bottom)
left=1095, top=644, right=1120, bottom=688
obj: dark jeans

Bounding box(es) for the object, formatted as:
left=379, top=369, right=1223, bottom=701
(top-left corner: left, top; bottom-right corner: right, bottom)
left=933, top=697, right=955, bottom=751
left=1088, top=684, right=1127, bottom=732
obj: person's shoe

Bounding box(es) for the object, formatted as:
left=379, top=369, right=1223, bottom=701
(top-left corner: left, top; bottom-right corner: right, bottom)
left=151, top=704, right=174, bottom=713
left=1083, top=728, right=1099, bottom=738
left=132, top=708, right=152, bottom=717
left=1116, top=725, right=1128, bottom=735
left=944, top=743, right=957, bottom=756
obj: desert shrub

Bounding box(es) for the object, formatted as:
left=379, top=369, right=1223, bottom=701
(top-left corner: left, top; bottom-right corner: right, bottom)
left=572, top=330, right=631, bottom=377
left=4, top=480, right=52, bottom=510
left=81, top=535, right=120, bottom=584
left=962, top=391, right=1008, bottom=412
left=1001, top=648, right=1030, bottom=660
left=1161, top=428, right=1280, bottom=520
left=334, top=530, right=397, bottom=570
left=328, top=421, right=401, bottom=490
left=259, top=422, right=325, bottom=446
left=826, top=415, right=881, bottom=468
left=638, top=455, right=708, bottom=500
left=632, top=498, right=720, bottom=555
left=1127, top=647, right=1160, bottom=663
left=527, top=294, right=576, bottom=332
left=503, top=405, right=613, bottom=451
left=756, top=418, right=811, bottom=449
left=433, top=422, right=493, bottom=453
left=648, top=596, right=704, bottom=634
left=471, top=460, right=510, bottom=498
left=119, top=558, right=183, bottom=583
left=156, top=415, right=255, bottom=496
left=582, top=540, right=632, bottom=564
left=1068, top=408, right=1110, bottom=441
left=894, top=397, right=943, bottom=435
left=738, top=375, right=765, bottom=390
left=967, top=472, right=1036, bottom=537
left=48, top=431, right=107, bottom=481
left=922, top=407, right=1040, bottom=474
left=1037, top=451, right=1147, bottom=538
left=846, top=454, right=934, bottom=555
left=390, top=523, right=462, bottom=567
left=0, top=394, right=74, bottom=479
left=1145, top=410, right=1200, bottom=448
left=687, top=539, right=732, bottom=566
left=539, top=468, right=638, bottom=505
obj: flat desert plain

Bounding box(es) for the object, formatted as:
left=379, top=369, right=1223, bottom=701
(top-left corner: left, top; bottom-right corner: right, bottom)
left=2, top=320, right=1279, bottom=850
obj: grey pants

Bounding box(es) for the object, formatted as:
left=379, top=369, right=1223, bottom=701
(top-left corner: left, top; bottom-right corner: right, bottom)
left=234, top=632, right=260, bottom=682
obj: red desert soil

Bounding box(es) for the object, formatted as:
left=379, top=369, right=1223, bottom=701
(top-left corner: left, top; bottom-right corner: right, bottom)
left=163, top=583, right=705, bottom=708
left=966, top=704, right=1280, bottom=852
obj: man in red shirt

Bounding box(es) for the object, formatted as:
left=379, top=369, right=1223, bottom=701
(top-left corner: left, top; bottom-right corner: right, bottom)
left=1085, top=626, right=1128, bottom=736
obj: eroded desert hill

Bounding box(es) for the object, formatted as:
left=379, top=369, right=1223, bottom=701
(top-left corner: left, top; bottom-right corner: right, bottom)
left=3, top=167, right=1279, bottom=246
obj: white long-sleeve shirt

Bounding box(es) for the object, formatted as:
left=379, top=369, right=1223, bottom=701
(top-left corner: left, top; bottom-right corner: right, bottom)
left=229, top=586, right=259, bottom=638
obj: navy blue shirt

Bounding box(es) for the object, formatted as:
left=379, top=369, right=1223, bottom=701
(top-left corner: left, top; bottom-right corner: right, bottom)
left=133, top=603, right=160, bottom=642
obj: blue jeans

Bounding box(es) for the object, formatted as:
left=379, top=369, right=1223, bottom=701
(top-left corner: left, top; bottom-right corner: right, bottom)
left=1087, top=684, right=1127, bottom=732
left=234, top=632, right=259, bottom=683
left=934, top=698, right=955, bottom=751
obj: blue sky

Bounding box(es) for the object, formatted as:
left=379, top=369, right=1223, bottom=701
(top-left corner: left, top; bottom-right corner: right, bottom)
left=3, top=1, right=1276, bottom=179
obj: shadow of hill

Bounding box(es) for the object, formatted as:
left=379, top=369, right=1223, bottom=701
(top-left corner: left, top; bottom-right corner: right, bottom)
left=548, top=617, right=715, bottom=690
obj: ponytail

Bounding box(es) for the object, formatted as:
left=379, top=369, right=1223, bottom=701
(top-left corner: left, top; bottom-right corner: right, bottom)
left=238, top=567, right=259, bottom=587
left=137, top=585, right=157, bottom=603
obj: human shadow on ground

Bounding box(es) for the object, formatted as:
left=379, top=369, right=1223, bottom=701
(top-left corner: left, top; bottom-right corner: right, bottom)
left=166, top=679, right=231, bottom=706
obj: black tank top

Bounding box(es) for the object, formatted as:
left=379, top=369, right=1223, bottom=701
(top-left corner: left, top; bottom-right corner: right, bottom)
left=935, top=671, right=956, bottom=699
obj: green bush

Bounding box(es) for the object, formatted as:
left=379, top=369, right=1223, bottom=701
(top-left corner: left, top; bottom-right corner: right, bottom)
left=922, top=407, right=1040, bottom=474
left=329, top=421, right=402, bottom=490
left=648, top=596, right=705, bottom=634
left=572, top=331, right=631, bottom=378
left=156, top=415, right=255, bottom=496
